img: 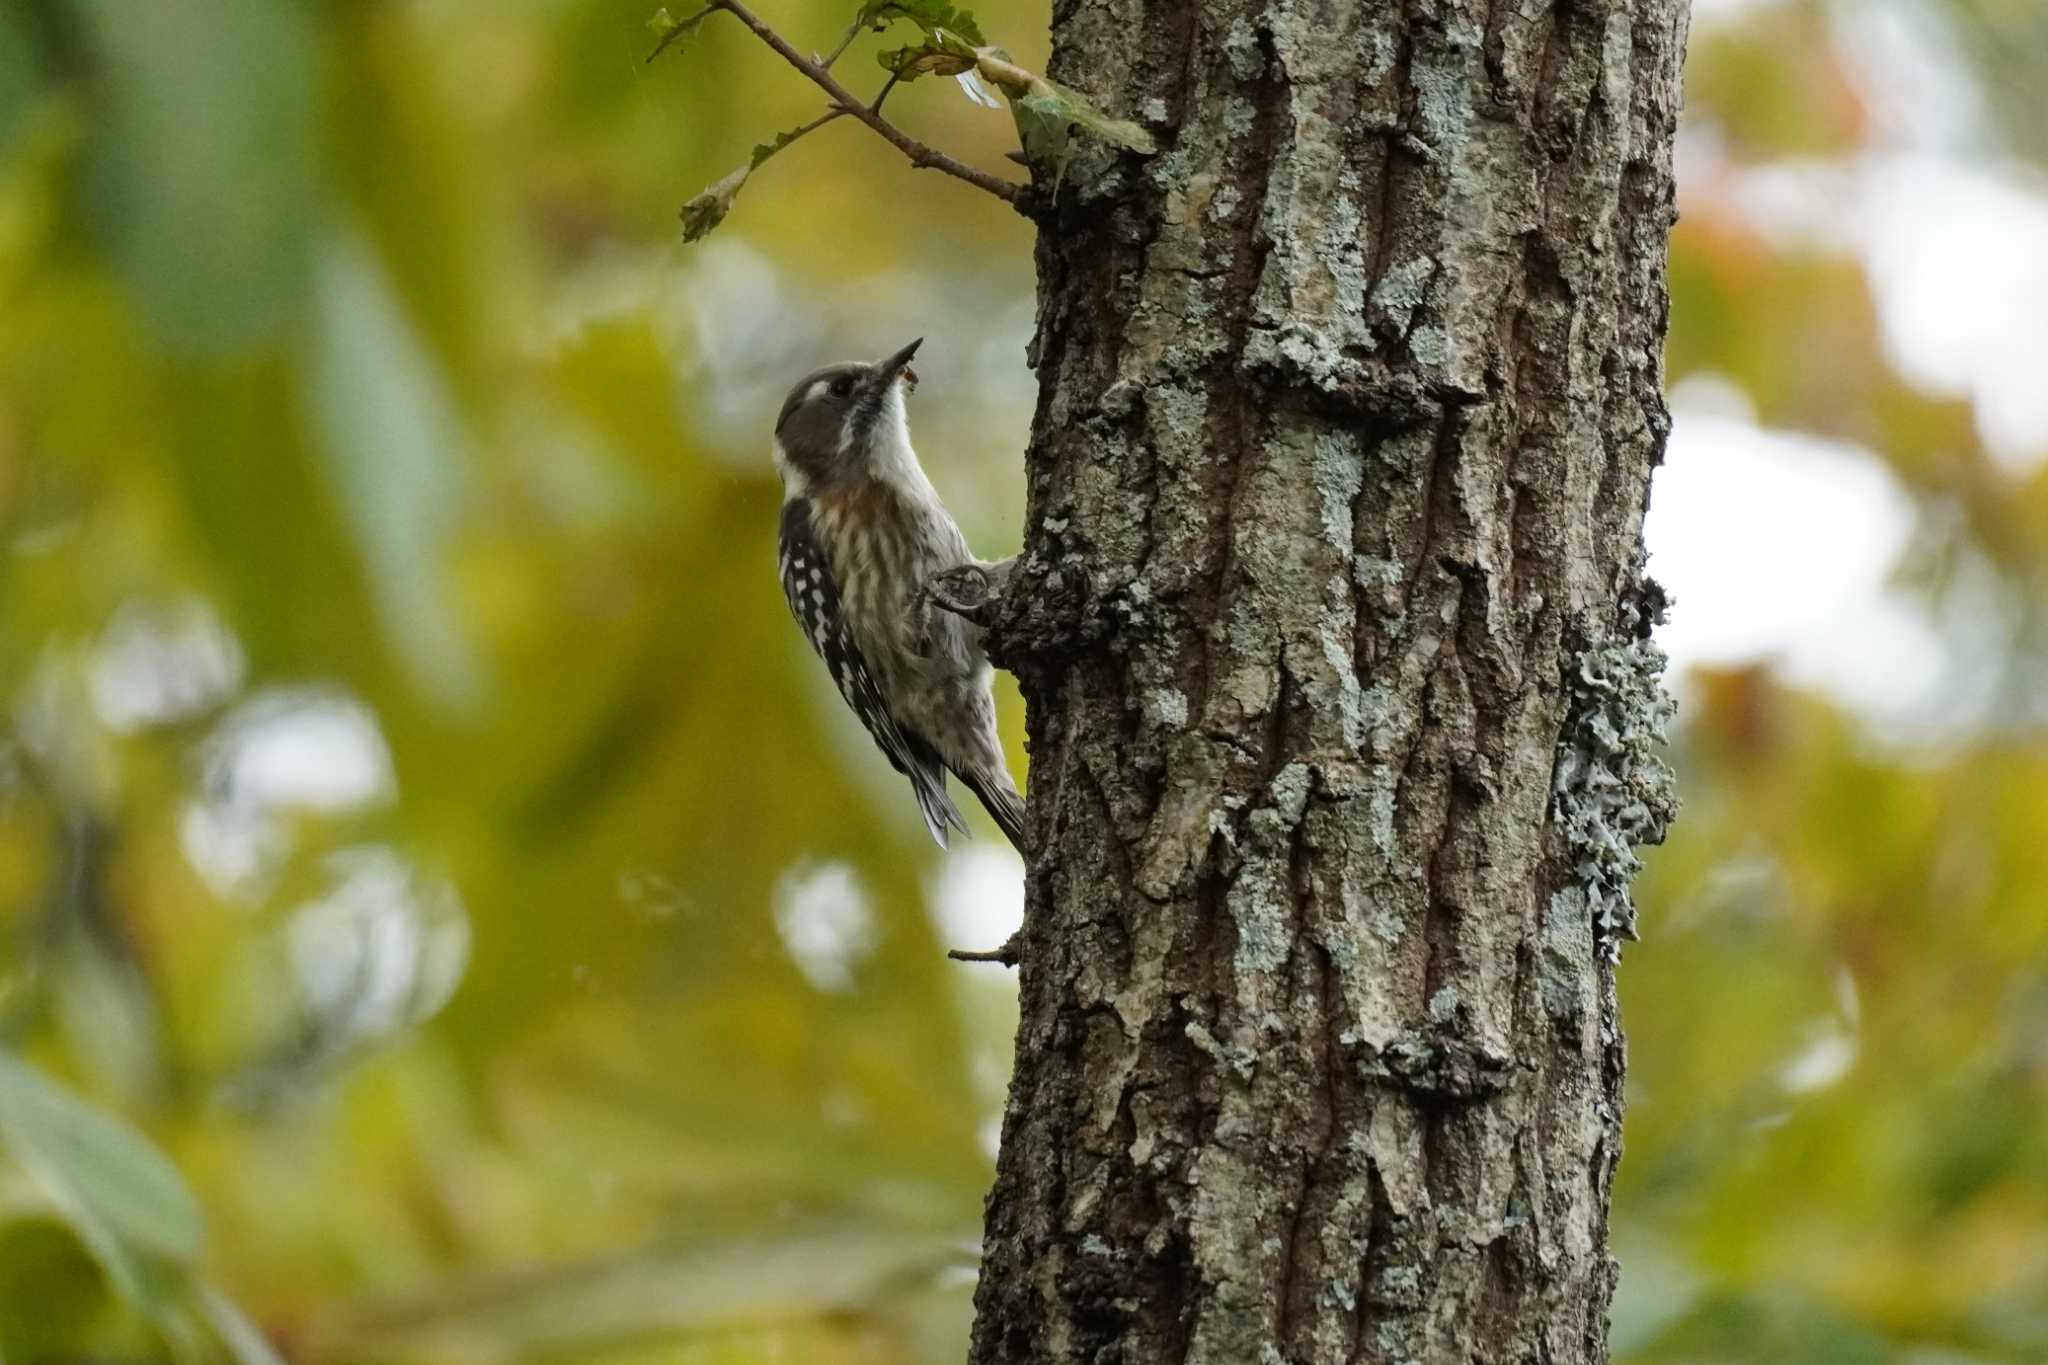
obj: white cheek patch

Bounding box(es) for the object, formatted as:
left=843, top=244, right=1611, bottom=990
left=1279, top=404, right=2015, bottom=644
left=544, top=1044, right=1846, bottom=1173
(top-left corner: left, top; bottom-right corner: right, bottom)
left=772, top=436, right=808, bottom=496
left=807, top=380, right=831, bottom=404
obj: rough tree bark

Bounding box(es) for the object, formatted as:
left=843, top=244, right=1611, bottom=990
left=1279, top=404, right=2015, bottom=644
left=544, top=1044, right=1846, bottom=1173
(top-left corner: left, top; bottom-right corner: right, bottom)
left=971, top=1, right=1688, bottom=1361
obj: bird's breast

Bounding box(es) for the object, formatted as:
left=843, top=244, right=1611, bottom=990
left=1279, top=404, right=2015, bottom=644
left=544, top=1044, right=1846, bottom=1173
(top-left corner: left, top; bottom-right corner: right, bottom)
left=813, top=483, right=973, bottom=675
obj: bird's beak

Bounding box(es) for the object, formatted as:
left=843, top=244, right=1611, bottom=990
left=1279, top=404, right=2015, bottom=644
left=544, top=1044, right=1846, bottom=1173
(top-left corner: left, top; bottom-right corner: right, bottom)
left=875, top=337, right=923, bottom=392
left=847, top=338, right=923, bottom=448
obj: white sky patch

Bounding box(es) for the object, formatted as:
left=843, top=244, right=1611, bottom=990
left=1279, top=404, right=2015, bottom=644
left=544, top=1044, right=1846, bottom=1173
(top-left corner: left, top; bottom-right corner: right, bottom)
left=929, top=842, right=1024, bottom=970
left=1651, top=2, right=2048, bottom=725
left=201, top=688, right=394, bottom=811
left=1687, top=0, right=1784, bottom=29
left=1778, top=964, right=1863, bottom=1096
left=181, top=688, right=396, bottom=897
left=1645, top=395, right=1946, bottom=717
left=180, top=804, right=287, bottom=899
left=682, top=239, right=805, bottom=436
left=1688, top=0, right=2048, bottom=471
left=89, top=598, right=245, bottom=733
left=289, top=845, right=469, bottom=1047
left=1859, top=158, right=2048, bottom=469
left=1723, top=154, right=2048, bottom=471
left=1835, top=966, right=1862, bottom=1027
left=1779, top=1026, right=1859, bottom=1095
left=1834, top=0, right=1989, bottom=157
left=774, top=861, right=875, bottom=992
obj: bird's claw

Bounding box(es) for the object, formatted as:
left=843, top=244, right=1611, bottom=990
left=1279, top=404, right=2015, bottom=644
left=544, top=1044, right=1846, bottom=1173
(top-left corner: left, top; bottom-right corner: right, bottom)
left=924, top=557, right=1014, bottom=628
left=926, top=564, right=992, bottom=614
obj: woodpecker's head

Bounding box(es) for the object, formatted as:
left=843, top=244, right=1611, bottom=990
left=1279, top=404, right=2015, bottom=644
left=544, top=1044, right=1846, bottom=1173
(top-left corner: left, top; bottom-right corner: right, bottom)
left=772, top=337, right=922, bottom=494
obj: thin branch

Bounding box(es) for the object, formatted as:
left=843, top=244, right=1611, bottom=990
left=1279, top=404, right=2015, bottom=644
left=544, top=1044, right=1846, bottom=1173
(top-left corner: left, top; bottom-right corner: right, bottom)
left=708, top=0, right=1024, bottom=208
left=680, top=102, right=851, bottom=240
left=818, top=18, right=865, bottom=69
left=948, top=933, right=1019, bottom=967
left=786, top=105, right=848, bottom=141
left=868, top=70, right=904, bottom=118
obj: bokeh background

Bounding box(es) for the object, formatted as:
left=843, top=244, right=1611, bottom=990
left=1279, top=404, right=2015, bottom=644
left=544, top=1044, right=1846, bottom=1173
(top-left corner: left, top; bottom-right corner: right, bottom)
left=0, top=0, right=2043, bottom=1360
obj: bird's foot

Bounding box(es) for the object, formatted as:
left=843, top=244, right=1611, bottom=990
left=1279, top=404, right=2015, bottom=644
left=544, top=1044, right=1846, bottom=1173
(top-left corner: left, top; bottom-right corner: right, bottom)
left=923, top=557, right=1014, bottom=629
left=947, top=931, right=1020, bottom=968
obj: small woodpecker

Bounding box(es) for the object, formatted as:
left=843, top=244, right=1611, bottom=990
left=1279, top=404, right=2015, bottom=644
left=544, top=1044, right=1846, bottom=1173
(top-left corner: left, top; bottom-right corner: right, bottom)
left=772, top=338, right=1026, bottom=854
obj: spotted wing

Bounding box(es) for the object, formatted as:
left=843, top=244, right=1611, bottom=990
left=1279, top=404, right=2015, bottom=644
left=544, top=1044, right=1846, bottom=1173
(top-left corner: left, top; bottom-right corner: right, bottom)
left=778, top=499, right=968, bottom=846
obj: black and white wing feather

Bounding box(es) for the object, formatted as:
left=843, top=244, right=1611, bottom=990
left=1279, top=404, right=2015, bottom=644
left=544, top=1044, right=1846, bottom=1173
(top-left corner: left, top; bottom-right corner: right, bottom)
left=778, top=499, right=968, bottom=846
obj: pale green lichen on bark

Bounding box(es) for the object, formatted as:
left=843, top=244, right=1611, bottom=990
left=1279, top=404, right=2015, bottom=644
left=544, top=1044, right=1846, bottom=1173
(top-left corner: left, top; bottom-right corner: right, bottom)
left=1551, top=615, right=1681, bottom=952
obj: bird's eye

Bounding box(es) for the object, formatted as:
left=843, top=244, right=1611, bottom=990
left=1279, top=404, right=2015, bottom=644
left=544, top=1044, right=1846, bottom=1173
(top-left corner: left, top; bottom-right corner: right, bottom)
left=828, top=376, right=855, bottom=399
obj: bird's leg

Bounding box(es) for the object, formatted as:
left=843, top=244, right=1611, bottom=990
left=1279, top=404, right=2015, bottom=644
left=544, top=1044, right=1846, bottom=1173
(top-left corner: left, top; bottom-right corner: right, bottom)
left=947, top=931, right=1020, bottom=968
left=908, top=579, right=935, bottom=651
left=922, top=555, right=1015, bottom=630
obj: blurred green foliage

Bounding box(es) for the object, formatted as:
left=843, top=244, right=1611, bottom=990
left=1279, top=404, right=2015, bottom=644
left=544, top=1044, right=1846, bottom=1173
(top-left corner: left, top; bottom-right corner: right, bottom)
left=0, top=0, right=2043, bottom=1361
left=2, top=0, right=1038, bottom=1357
left=1619, top=1, right=2048, bottom=1359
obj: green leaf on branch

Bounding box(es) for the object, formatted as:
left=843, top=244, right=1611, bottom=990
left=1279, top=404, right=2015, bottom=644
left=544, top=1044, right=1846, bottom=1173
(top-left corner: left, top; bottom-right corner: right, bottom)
left=645, top=5, right=713, bottom=63
left=965, top=49, right=1153, bottom=191
left=1012, top=92, right=1079, bottom=193
left=854, top=0, right=985, bottom=46
left=1029, top=79, right=1153, bottom=153
left=972, top=50, right=1155, bottom=155
left=874, top=17, right=979, bottom=81
left=876, top=43, right=975, bottom=81
left=679, top=121, right=830, bottom=243
left=679, top=165, right=749, bottom=243
left=862, top=23, right=1153, bottom=181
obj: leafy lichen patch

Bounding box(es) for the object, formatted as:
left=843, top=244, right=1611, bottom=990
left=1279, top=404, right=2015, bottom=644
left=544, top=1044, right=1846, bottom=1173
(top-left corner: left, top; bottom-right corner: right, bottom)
left=1550, top=624, right=1680, bottom=953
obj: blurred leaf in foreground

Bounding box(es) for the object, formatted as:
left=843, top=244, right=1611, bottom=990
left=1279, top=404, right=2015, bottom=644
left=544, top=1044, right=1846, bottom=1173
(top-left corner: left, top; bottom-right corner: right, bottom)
left=303, top=230, right=483, bottom=710
left=70, top=0, right=319, bottom=352
left=0, top=1048, right=201, bottom=1308
left=322, top=1226, right=968, bottom=1361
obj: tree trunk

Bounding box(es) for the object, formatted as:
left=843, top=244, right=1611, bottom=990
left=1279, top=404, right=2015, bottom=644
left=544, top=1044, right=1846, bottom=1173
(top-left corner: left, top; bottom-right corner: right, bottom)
left=973, top=2, right=1689, bottom=1361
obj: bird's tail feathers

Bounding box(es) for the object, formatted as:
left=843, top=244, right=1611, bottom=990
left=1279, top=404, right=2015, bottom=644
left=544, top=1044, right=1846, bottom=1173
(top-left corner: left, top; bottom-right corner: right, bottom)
left=958, top=767, right=1027, bottom=854
left=912, top=766, right=971, bottom=849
